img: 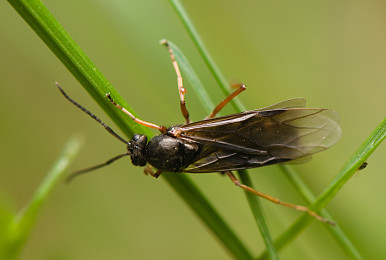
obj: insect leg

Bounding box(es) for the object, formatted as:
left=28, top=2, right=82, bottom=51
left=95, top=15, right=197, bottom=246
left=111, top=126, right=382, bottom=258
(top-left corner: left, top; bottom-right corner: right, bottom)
left=144, top=165, right=153, bottom=176
left=144, top=165, right=163, bottom=178
left=154, top=170, right=163, bottom=178
left=206, top=84, right=246, bottom=119
left=161, top=40, right=190, bottom=124
left=106, top=94, right=167, bottom=133
left=226, top=171, right=335, bottom=225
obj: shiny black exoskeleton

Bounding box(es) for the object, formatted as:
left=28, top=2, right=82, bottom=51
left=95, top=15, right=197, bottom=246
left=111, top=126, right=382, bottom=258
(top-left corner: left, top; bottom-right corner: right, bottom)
left=129, top=132, right=202, bottom=172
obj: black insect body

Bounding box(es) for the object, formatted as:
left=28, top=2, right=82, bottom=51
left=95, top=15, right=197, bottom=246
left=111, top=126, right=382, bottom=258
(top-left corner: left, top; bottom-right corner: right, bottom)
left=131, top=132, right=202, bottom=172
left=128, top=102, right=339, bottom=176
left=57, top=41, right=341, bottom=225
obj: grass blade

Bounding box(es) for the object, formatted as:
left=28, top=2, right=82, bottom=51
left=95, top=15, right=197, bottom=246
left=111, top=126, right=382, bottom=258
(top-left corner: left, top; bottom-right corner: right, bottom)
left=4, top=136, right=82, bottom=260
left=165, top=175, right=253, bottom=260
left=169, top=0, right=245, bottom=112
left=162, top=39, right=276, bottom=259
left=8, top=1, right=253, bottom=259
left=168, top=0, right=365, bottom=258
left=7, top=0, right=145, bottom=137
left=238, top=171, right=279, bottom=259
left=259, top=118, right=386, bottom=259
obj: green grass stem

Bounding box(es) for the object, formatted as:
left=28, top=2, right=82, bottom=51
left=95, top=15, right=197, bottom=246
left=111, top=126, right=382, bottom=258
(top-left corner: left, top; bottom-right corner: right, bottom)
left=4, top=136, right=82, bottom=259
left=8, top=0, right=254, bottom=259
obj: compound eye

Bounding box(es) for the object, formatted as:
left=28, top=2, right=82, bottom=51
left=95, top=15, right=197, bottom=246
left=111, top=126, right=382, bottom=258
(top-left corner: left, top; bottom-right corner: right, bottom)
left=132, top=134, right=148, bottom=145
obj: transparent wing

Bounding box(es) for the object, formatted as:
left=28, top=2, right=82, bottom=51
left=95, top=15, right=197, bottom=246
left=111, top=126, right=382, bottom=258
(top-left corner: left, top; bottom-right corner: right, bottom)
left=255, top=97, right=306, bottom=110
left=178, top=105, right=340, bottom=173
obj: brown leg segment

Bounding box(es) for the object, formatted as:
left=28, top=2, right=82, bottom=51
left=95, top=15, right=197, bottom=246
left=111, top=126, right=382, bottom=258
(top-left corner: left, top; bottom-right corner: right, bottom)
left=226, top=171, right=335, bottom=225
left=161, top=40, right=191, bottom=124
left=144, top=165, right=163, bottom=178
left=106, top=94, right=167, bottom=133
left=206, top=84, right=247, bottom=119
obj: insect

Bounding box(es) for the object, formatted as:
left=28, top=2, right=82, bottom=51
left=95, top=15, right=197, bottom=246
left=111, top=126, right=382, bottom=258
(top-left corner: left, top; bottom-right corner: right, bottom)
left=56, top=42, right=341, bottom=225
left=358, top=162, right=368, bottom=170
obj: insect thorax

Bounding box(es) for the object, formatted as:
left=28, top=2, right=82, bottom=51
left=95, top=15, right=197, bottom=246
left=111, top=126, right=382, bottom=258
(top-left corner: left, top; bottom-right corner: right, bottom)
left=145, top=134, right=202, bottom=172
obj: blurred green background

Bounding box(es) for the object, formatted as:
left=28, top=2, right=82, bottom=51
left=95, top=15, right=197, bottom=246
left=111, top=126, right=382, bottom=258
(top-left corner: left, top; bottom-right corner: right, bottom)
left=1, top=0, right=386, bottom=259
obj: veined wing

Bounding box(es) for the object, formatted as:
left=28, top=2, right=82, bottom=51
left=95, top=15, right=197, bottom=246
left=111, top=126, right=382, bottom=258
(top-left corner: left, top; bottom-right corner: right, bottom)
left=255, top=97, right=306, bottom=110
left=177, top=101, right=340, bottom=173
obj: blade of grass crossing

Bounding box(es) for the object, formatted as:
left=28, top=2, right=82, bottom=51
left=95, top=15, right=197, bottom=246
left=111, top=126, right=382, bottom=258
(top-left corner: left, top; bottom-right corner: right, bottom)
left=163, top=39, right=276, bottom=259
left=8, top=1, right=254, bottom=259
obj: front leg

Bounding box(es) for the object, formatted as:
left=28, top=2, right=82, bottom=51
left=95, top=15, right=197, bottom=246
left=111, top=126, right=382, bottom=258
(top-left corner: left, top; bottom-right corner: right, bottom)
left=161, top=40, right=190, bottom=124
left=144, top=165, right=163, bottom=178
